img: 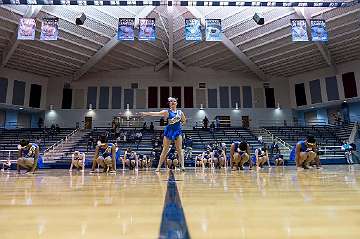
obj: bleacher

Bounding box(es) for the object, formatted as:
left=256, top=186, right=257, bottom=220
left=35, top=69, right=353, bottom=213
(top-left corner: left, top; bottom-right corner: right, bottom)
left=1, top=124, right=354, bottom=167
left=264, top=124, right=355, bottom=161
left=0, top=128, right=76, bottom=152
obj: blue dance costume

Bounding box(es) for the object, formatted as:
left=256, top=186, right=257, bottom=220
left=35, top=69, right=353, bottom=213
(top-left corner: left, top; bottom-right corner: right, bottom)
left=99, top=143, right=114, bottom=158
left=21, top=143, right=39, bottom=158
left=233, top=141, right=247, bottom=156
left=251, top=147, right=266, bottom=163
left=126, top=151, right=136, bottom=160
left=289, top=141, right=307, bottom=161
left=164, top=109, right=183, bottom=141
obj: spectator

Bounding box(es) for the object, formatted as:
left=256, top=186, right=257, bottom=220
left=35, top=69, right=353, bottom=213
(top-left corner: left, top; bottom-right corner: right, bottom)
left=135, top=131, right=143, bottom=142
left=35, top=136, right=42, bottom=145
left=143, top=122, right=147, bottom=131
left=87, top=136, right=95, bottom=152
left=341, top=141, right=353, bottom=164
left=270, top=141, right=279, bottom=158
left=160, top=117, right=165, bottom=126
left=37, top=117, right=44, bottom=129
left=55, top=124, right=60, bottom=135
left=184, top=136, right=193, bottom=159
left=115, top=126, right=120, bottom=138
left=112, top=119, right=116, bottom=130
left=149, top=122, right=154, bottom=132
left=350, top=142, right=359, bottom=163
left=203, top=116, right=209, bottom=129
left=210, top=121, right=215, bottom=134
left=51, top=124, right=56, bottom=133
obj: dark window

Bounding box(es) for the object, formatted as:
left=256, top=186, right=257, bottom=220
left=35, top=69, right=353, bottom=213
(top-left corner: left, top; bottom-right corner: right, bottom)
left=295, top=83, right=307, bottom=106
left=265, top=88, right=275, bottom=108
left=342, top=72, right=357, bottom=98
left=184, top=87, right=193, bottom=108
left=160, top=87, right=170, bottom=108
left=62, top=88, right=72, bottom=109
left=148, top=87, right=158, bottom=108
left=172, top=87, right=182, bottom=108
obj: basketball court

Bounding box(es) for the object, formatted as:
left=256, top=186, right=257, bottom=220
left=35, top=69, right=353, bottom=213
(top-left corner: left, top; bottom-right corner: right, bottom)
left=1, top=166, right=360, bottom=238
left=1, top=0, right=360, bottom=238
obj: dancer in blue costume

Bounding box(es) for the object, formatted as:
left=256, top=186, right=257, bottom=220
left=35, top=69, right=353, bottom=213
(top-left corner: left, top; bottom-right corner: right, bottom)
left=141, top=97, right=186, bottom=172
left=91, top=135, right=116, bottom=173
left=17, top=139, right=40, bottom=174
left=230, top=141, right=251, bottom=170
left=289, top=135, right=321, bottom=170
left=252, top=144, right=270, bottom=171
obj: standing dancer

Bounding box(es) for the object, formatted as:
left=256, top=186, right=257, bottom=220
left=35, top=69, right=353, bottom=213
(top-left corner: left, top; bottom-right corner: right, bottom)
left=140, top=97, right=186, bottom=172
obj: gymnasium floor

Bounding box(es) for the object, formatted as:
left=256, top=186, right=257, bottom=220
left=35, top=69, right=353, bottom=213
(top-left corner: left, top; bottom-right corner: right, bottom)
left=1, top=166, right=360, bottom=239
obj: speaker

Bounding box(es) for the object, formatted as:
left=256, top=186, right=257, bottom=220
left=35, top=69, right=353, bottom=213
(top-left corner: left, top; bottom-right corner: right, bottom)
left=76, top=13, right=86, bottom=25
left=253, top=13, right=264, bottom=25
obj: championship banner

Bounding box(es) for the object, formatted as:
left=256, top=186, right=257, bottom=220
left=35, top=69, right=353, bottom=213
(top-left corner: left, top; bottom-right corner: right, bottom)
left=17, top=18, right=36, bottom=40
left=205, top=19, right=222, bottom=42
left=310, top=19, right=328, bottom=42
left=40, top=18, right=59, bottom=41
left=185, top=18, right=202, bottom=41
left=290, top=19, right=309, bottom=42
left=117, top=18, right=135, bottom=41
left=139, top=18, right=156, bottom=41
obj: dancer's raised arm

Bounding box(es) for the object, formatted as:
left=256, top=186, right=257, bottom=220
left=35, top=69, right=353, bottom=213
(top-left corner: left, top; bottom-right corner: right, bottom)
left=139, top=110, right=168, bottom=117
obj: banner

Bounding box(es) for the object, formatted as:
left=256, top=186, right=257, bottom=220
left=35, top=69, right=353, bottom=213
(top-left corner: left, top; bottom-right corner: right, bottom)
left=310, top=19, right=328, bottom=42
left=117, top=18, right=135, bottom=41
left=40, top=18, right=59, bottom=41
left=139, top=18, right=156, bottom=41
left=205, top=19, right=222, bottom=42
left=290, top=19, right=309, bottom=42
left=17, top=18, right=36, bottom=40
left=185, top=18, right=202, bottom=41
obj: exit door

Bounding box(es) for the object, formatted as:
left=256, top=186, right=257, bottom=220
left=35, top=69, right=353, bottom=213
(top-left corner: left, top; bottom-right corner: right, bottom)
left=242, top=116, right=250, bottom=128
left=85, top=117, right=92, bottom=129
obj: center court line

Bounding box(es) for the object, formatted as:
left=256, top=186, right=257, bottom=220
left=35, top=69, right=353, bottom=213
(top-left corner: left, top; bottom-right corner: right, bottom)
left=159, top=170, right=190, bottom=239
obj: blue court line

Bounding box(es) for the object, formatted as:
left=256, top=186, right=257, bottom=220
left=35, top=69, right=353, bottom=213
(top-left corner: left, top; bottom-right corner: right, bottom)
left=159, top=170, right=190, bottom=239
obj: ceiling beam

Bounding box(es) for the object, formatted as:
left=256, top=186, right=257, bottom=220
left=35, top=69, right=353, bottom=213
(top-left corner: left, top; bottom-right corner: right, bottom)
left=73, top=6, right=156, bottom=81
left=1, top=6, right=42, bottom=68
left=294, top=7, right=337, bottom=74
left=154, top=59, right=169, bottom=72
left=186, top=7, right=267, bottom=81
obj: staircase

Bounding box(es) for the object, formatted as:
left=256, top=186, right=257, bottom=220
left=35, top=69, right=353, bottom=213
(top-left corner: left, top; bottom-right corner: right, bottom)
left=251, top=128, right=292, bottom=157
left=43, top=129, right=90, bottom=162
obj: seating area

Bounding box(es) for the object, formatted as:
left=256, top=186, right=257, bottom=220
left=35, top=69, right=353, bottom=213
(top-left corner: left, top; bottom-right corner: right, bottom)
left=264, top=124, right=354, bottom=146
left=264, top=124, right=355, bottom=160
left=1, top=125, right=354, bottom=167
left=0, top=128, right=76, bottom=152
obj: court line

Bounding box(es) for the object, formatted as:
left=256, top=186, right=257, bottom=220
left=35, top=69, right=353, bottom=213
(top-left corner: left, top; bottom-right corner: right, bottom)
left=159, top=170, right=190, bottom=239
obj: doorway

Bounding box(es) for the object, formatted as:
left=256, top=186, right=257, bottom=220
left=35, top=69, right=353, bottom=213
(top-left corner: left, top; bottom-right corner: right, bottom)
left=242, top=116, right=250, bottom=128
left=85, top=117, right=92, bottom=129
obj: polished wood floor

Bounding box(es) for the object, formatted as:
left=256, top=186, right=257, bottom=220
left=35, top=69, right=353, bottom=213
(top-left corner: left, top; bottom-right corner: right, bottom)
left=1, top=165, right=360, bottom=239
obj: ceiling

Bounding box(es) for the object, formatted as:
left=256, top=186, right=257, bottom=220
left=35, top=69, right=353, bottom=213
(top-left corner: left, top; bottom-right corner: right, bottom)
left=0, top=2, right=359, bottom=80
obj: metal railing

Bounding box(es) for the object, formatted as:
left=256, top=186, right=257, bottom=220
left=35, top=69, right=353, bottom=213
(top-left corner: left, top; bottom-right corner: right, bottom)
left=348, top=121, right=359, bottom=143
left=0, top=149, right=18, bottom=162
left=43, top=128, right=80, bottom=161
left=260, top=128, right=292, bottom=151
